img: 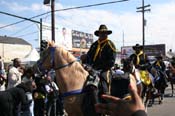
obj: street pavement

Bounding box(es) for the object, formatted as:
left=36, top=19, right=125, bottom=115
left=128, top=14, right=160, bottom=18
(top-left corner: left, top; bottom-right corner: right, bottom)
left=147, top=85, right=175, bottom=116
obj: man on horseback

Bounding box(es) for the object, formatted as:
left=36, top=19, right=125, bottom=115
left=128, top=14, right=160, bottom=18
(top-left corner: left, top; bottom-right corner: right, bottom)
left=153, top=55, right=168, bottom=87
left=81, top=24, right=117, bottom=103
left=129, top=44, right=151, bottom=97
left=130, top=44, right=150, bottom=71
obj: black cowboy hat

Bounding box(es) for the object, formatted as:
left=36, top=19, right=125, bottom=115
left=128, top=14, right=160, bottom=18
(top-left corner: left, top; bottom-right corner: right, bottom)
left=132, top=44, right=143, bottom=50
left=94, top=24, right=112, bottom=36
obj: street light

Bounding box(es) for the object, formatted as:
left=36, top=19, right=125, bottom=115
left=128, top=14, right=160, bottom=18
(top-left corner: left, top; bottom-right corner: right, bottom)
left=44, top=0, right=50, bottom=4
left=43, top=0, right=55, bottom=42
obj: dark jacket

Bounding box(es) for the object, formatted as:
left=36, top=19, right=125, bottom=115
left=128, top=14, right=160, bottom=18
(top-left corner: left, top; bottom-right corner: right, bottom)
left=153, top=60, right=166, bottom=71
left=86, top=40, right=116, bottom=71
left=0, top=83, right=30, bottom=116
left=130, top=52, right=150, bottom=70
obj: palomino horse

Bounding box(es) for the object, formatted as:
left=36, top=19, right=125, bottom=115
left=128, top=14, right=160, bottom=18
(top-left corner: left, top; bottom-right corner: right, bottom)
left=35, top=45, right=100, bottom=116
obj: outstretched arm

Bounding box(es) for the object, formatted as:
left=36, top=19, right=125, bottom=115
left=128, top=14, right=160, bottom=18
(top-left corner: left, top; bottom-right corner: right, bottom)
left=95, top=84, right=146, bottom=116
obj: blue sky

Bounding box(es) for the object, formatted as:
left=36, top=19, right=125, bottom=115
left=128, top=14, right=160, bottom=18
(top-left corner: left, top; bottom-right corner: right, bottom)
left=0, top=0, right=175, bottom=51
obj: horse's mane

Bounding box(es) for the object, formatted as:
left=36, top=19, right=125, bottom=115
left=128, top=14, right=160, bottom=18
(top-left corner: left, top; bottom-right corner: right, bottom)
left=47, top=41, right=76, bottom=63
left=56, top=46, right=77, bottom=63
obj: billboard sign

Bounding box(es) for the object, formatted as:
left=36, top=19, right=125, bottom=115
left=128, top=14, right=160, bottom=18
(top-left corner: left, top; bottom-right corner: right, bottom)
left=72, top=30, right=93, bottom=49
left=42, top=23, right=72, bottom=50
left=121, top=44, right=166, bottom=59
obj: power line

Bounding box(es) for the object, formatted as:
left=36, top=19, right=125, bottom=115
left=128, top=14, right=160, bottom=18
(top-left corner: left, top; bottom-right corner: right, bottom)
left=0, top=0, right=129, bottom=30
left=9, top=23, right=35, bottom=36
left=0, top=11, right=43, bottom=29
left=14, top=31, right=38, bottom=38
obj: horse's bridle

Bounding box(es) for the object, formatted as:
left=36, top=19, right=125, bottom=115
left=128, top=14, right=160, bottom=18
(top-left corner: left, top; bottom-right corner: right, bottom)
left=37, top=47, right=77, bottom=73
left=37, top=47, right=84, bottom=97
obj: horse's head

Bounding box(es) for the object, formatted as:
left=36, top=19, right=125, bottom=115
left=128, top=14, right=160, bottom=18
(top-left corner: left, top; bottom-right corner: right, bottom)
left=34, top=46, right=56, bottom=75
left=34, top=40, right=78, bottom=75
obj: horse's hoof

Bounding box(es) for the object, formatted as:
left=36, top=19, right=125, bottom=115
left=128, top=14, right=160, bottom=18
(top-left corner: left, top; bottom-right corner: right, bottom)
left=159, top=101, right=162, bottom=104
left=147, top=103, right=152, bottom=107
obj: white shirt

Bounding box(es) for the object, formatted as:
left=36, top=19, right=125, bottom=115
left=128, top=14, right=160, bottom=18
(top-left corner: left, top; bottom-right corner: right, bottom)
left=7, top=66, right=22, bottom=89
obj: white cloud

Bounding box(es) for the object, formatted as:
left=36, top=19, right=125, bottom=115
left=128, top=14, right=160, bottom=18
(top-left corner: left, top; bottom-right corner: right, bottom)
left=1, top=1, right=49, bottom=12
left=55, top=2, right=175, bottom=51
left=146, top=2, right=175, bottom=51
left=1, top=1, right=175, bottom=51
left=55, top=8, right=142, bottom=50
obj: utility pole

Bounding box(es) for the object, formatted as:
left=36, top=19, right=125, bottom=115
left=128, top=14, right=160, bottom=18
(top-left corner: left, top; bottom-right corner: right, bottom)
left=122, top=30, right=125, bottom=47
left=44, top=0, right=55, bottom=42
left=40, top=18, right=43, bottom=53
left=51, top=0, right=55, bottom=42
left=136, top=0, right=150, bottom=53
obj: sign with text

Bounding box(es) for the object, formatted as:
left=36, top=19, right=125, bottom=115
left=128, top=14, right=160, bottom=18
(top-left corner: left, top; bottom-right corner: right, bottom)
left=72, top=30, right=93, bottom=49
left=121, top=44, right=166, bottom=59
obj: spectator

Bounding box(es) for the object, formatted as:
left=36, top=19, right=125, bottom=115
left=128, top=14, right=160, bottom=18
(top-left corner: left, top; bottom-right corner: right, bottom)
left=7, top=58, right=22, bottom=89
left=113, top=63, right=124, bottom=75
left=111, top=59, right=137, bottom=100
left=0, top=81, right=34, bottom=116
left=44, top=71, right=61, bottom=116
left=33, top=77, right=47, bottom=116
left=21, top=67, right=36, bottom=116
left=0, top=56, right=6, bottom=91
left=0, top=56, right=4, bottom=70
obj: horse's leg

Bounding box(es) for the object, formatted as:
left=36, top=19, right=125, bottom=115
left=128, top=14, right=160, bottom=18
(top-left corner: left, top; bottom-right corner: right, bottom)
left=143, top=84, right=151, bottom=107
left=145, top=88, right=152, bottom=107
left=171, top=82, right=174, bottom=97
left=144, top=92, right=148, bottom=107
left=160, top=87, right=165, bottom=101
left=157, top=89, right=162, bottom=104
left=141, top=83, right=146, bottom=101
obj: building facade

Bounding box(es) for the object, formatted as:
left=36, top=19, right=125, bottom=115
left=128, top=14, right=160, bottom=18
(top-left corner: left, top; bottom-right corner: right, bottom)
left=0, top=36, right=32, bottom=63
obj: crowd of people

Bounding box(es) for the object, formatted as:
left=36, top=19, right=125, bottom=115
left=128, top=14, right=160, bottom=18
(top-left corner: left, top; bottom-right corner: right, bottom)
left=0, top=57, right=64, bottom=116
left=1, top=24, right=175, bottom=116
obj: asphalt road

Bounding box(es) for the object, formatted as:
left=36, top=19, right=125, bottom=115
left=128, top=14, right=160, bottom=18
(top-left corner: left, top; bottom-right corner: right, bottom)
left=147, top=85, right=175, bottom=116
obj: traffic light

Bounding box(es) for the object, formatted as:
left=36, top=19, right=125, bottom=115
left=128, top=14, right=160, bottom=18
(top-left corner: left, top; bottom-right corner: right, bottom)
left=40, top=40, right=48, bottom=52
left=43, top=0, right=50, bottom=5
